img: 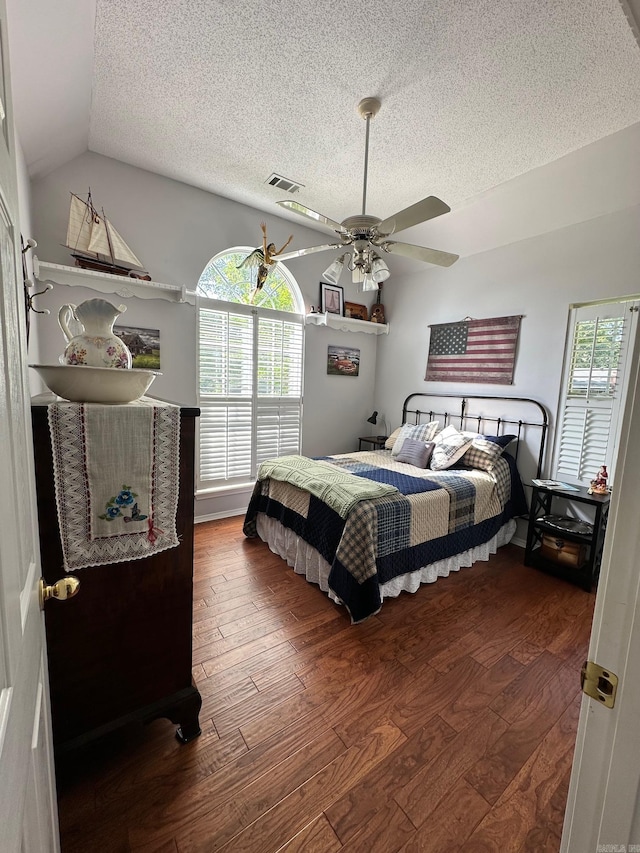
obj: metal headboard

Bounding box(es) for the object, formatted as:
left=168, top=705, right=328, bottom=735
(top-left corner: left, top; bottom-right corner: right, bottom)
left=402, top=393, right=549, bottom=480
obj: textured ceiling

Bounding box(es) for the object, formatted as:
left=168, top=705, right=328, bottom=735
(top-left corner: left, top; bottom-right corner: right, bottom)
left=9, top=0, right=640, bottom=237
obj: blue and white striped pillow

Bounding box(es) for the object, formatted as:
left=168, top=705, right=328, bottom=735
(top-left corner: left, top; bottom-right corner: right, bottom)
left=396, top=438, right=435, bottom=468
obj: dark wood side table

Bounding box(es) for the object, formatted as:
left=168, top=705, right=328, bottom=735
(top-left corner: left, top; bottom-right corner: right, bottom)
left=31, top=399, right=202, bottom=753
left=358, top=436, right=387, bottom=450
left=524, top=483, right=611, bottom=592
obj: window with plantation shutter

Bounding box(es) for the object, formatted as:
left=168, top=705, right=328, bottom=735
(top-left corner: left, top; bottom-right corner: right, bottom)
left=196, top=248, right=304, bottom=491
left=553, top=300, right=638, bottom=486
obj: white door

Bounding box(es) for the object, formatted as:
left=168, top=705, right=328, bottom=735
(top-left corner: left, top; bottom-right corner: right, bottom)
left=561, top=312, right=640, bottom=851
left=0, top=0, right=60, bottom=848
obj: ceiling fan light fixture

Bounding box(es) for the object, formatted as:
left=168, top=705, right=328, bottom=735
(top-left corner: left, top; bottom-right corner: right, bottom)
left=360, top=272, right=379, bottom=292
left=322, top=253, right=347, bottom=284
left=371, top=255, right=390, bottom=282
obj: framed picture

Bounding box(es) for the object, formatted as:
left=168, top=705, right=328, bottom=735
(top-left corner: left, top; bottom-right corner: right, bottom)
left=320, top=282, right=344, bottom=315
left=327, top=345, right=360, bottom=376
left=344, top=301, right=368, bottom=321
left=114, top=325, right=161, bottom=369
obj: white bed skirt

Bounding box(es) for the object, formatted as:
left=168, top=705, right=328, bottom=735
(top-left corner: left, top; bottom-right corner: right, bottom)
left=256, top=514, right=517, bottom=607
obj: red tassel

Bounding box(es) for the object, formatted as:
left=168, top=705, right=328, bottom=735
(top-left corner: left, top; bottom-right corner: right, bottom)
left=147, top=517, right=163, bottom=543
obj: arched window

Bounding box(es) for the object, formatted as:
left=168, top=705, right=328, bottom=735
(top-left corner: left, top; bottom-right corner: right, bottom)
left=196, top=248, right=305, bottom=491
left=197, top=246, right=305, bottom=313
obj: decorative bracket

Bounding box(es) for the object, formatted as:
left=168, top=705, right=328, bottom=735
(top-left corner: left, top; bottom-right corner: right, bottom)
left=22, top=237, right=51, bottom=342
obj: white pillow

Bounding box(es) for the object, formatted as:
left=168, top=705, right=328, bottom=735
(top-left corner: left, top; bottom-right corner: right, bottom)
left=430, top=425, right=473, bottom=470
left=391, top=421, right=441, bottom=457
left=435, top=424, right=464, bottom=442
left=384, top=426, right=403, bottom=451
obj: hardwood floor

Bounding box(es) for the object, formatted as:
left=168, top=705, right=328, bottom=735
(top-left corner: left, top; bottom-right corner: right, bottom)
left=55, top=516, right=595, bottom=852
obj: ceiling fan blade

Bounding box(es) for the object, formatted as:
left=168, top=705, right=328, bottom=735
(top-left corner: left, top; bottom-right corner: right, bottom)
left=379, top=240, right=459, bottom=267
left=276, top=200, right=346, bottom=234
left=277, top=243, right=342, bottom=261
left=376, top=196, right=451, bottom=236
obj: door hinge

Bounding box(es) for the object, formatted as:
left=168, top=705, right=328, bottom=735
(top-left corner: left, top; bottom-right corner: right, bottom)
left=581, top=660, right=618, bottom=708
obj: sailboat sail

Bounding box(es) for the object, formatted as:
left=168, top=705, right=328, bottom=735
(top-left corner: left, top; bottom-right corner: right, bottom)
left=87, top=215, right=143, bottom=268
left=66, top=192, right=145, bottom=271
left=66, top=193, right=94, bottom=255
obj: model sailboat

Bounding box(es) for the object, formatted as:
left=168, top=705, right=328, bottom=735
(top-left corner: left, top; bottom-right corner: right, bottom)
left=66, top=191, right=151, bottom=279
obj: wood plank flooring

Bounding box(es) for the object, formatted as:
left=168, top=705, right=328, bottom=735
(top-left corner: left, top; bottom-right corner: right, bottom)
left=55, top=516, right=595, bottom=852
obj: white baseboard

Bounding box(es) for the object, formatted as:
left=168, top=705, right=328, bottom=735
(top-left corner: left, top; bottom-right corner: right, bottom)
left=195, top=508, right=247, bottom=524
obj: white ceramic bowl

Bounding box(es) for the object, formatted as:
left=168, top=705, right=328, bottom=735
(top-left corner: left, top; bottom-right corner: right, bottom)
left=30, top=364, right=160, bottom=404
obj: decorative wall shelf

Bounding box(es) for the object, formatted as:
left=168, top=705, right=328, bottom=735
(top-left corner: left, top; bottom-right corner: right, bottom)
left=33, top=257, right=197, bottom=305
left=305, top=312, right=389, bottom=335
left=32, top=260, right=390, bottom=330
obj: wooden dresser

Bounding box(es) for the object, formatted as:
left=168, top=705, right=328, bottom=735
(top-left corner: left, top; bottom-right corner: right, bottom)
left=31, top=399, right=202, bottom=753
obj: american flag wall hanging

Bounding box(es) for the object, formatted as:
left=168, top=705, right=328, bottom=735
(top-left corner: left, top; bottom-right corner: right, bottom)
left=425, top=315, right=522, bottom=384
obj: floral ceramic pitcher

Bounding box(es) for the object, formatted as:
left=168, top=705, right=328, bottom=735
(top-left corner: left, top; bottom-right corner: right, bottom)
left=58, top=298, right=132, bottom=368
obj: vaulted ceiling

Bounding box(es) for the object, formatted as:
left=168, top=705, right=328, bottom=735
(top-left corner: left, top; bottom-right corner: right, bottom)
left=8, top=0, right=640, bottom=239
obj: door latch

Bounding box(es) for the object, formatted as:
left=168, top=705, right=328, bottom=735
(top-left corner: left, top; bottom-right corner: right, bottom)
left=581, top=660, right=618, bottom=708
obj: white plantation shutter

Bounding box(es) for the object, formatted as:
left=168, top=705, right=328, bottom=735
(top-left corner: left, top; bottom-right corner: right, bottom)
left=256, top=317, right=304, bottom=466
left=554, top=301, right=638, bottom=485
left=256, top=403, right=303, bottom=466
left=197, top=300, right=304, bottom=489
left=556, top=404, right=614, bottom=482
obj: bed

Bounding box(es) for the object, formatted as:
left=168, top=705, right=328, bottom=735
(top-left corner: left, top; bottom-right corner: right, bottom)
left=243, top=393, right=548, bottom=622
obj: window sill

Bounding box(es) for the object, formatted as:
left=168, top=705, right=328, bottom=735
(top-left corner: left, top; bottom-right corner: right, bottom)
left=305, top=312, right=389, bottom=335
left=33, top=257, right=197, bottom=305
left=196, top=482, right=255, bottom=499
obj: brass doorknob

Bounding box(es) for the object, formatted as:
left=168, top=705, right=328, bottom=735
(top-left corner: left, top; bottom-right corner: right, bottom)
left=39, top=576, right=80, bottom=610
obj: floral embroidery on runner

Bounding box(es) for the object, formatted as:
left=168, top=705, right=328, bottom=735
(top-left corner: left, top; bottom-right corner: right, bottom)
left=47, top=399, right=180, bottom=571
left=99, top=486, right=150, bottom=524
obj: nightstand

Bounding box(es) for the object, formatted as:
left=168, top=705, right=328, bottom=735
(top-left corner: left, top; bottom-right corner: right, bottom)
left=358, top=436, right=387, bottom=451
left=524, top=483, right=610, bottom=592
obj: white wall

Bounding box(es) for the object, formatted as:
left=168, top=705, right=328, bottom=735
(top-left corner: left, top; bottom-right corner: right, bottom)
left=373, top=199, right=640, bottom=545
left=29, top=125, right=640, bottom=520
left=373, top=123, right=640, bottom=476
left=376, top=205, right=640, bottom=446
left=29, top=152, right=381, bottom=517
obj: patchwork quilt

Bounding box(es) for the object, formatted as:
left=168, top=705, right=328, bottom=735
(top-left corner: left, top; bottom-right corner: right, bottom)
left=244, top=449, right=526, bottom=623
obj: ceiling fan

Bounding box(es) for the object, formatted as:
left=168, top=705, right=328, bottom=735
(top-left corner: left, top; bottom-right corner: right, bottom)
left=276, top=97, right=459, bottom=290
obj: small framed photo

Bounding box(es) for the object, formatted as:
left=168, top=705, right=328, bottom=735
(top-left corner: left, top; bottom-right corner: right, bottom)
left=327, top=345, right=360, bottom=376
left=344, top=301, right=368, bottom=321
left=320, top=282, right=344, bottom=315
left=114, top=325, right=161, bottom=369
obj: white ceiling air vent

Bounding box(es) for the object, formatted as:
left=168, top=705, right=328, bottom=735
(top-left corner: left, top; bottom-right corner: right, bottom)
left=265, top=173, right=304, bottom=194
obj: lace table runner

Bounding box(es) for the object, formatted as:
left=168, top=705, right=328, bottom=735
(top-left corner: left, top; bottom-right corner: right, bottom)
left=47, top=398, right=180, bottom=571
